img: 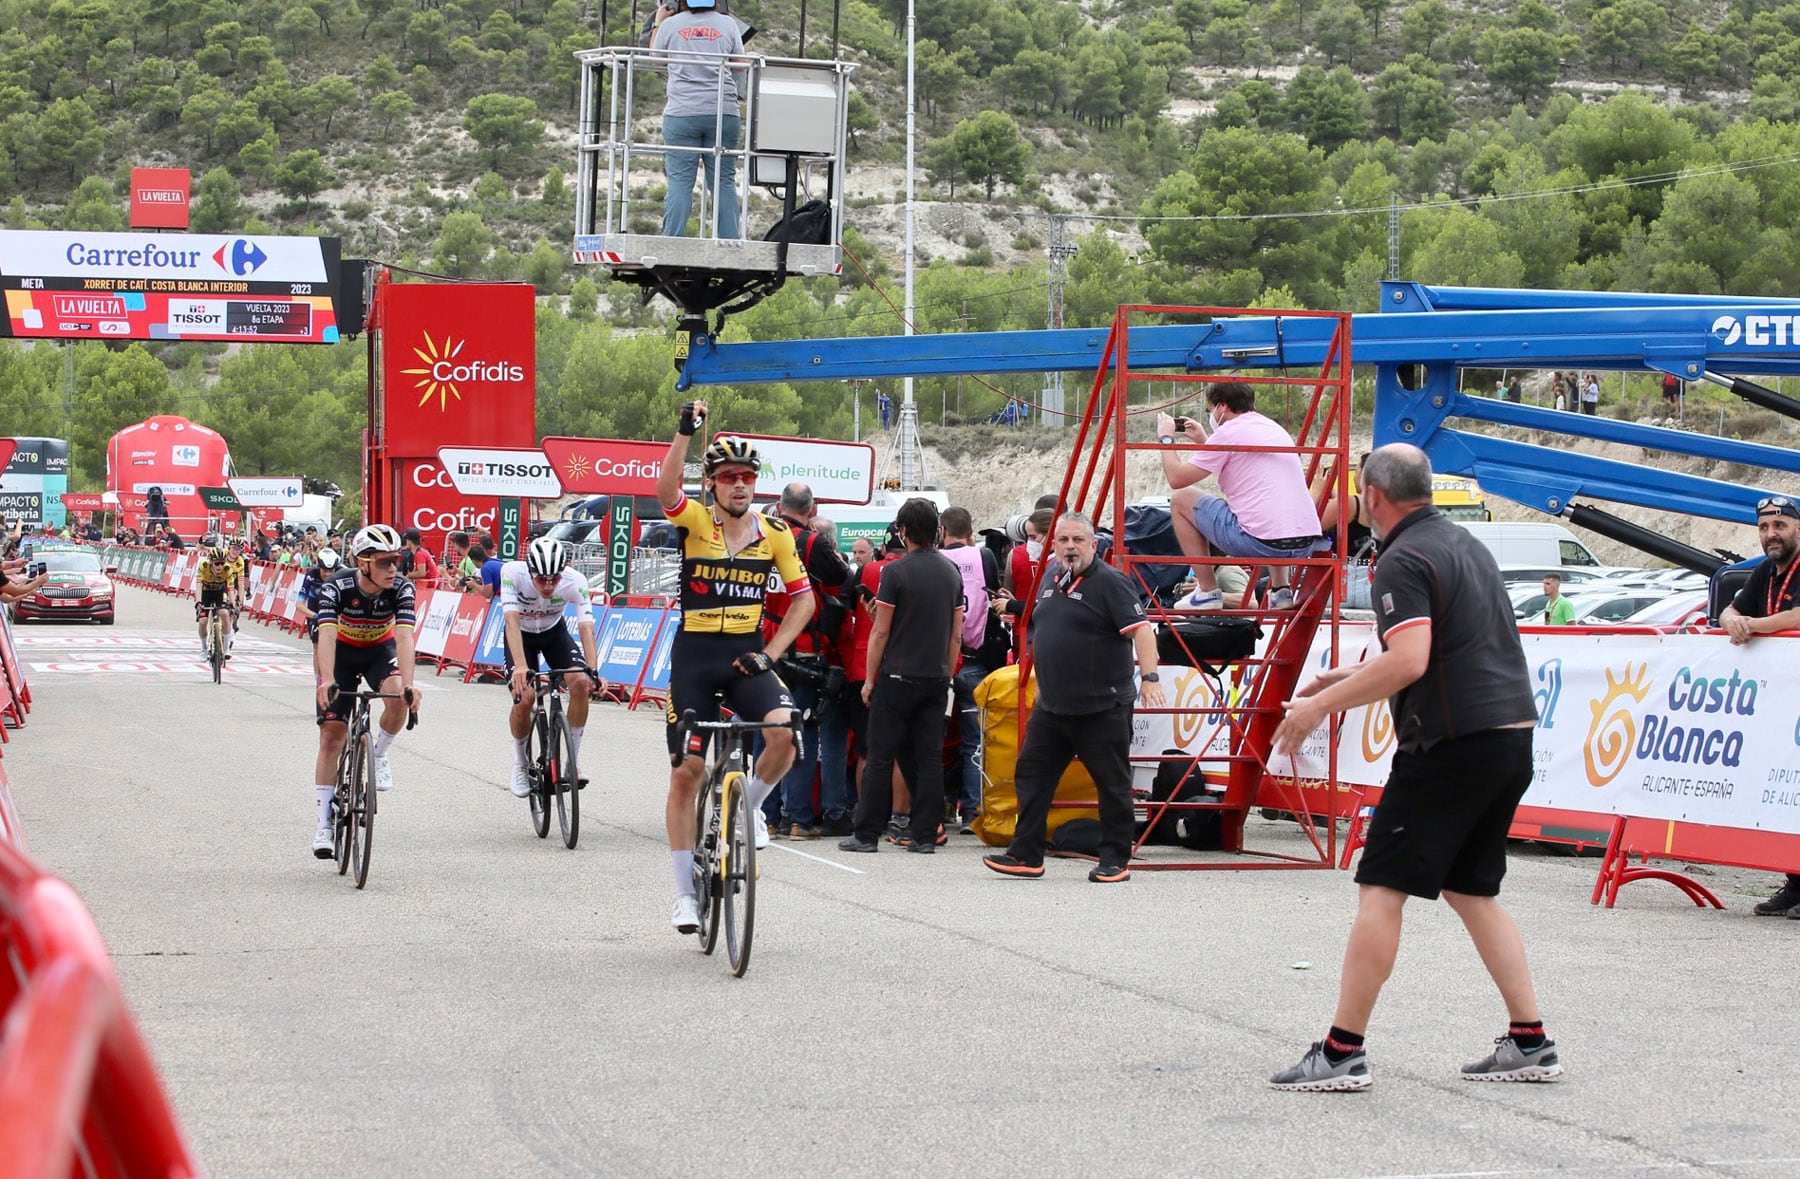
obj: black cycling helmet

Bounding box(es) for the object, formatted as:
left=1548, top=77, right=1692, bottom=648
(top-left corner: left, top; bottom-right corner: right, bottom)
left=702, top=435, right=761, bottom=476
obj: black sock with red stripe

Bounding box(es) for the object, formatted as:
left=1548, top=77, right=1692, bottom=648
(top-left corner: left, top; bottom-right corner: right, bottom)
left=1508, top=1020, right=1547, bottom=1051
left=1322, top=1026, right=1365, bottom=1064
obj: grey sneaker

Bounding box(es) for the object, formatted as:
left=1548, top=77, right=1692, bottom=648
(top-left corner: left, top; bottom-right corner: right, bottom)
left=1269, top=1042, right=1372, bottom=1091
left=1461, top=1035, right=1563, bottom=1082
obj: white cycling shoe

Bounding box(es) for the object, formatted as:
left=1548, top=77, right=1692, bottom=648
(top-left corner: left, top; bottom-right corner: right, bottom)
left=312, top=823, right=334, bottom=860
left=671, top=894, right=700, bottom=934
left=374, top=757, right=394, bottom=793
left=509, top=764, right=532, bottom=798
left=753, top=809, right=771, bottom=850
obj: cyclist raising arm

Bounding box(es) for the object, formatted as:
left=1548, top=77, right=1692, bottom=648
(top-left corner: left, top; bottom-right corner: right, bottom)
left=658, top=402, right=813, bottom=934
left=502, top=538, right=603, bottom=797
left=309, top=525, right=422, bottom=859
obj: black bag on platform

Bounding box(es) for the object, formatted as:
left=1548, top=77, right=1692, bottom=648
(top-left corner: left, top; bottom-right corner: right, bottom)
left=764, top=199, right=832, bottom=245
left=1155, top=617, right=1261, bottom=674
left=1136, top=749, right=1226, bottom=850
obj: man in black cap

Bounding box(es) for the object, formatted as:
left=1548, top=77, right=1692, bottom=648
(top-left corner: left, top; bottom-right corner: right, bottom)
left=1722, top=493, right=1800, bottom=916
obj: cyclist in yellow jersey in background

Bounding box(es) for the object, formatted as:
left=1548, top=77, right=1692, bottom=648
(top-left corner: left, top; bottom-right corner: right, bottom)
left=658, top=400, right=814, bottom=935
left=194, top=535, right=248, bottom=657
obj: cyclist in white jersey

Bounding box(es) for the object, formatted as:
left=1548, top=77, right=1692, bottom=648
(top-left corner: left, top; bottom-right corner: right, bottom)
left=502, top=538, right=604, bottom=797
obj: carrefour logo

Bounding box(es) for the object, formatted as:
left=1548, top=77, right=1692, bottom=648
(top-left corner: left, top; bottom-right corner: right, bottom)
left=1584, top=663, right=1758, bottom=787
left=212, top=238, right=268, bottom=276
left=1710, top=313, right=1800, bottom=348
left=400, top=332, right=527, bottom=411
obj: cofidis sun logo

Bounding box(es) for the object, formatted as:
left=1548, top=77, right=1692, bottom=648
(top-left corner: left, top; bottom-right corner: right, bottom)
left=1583, top=662, right=1759, bottom=787
left=399, top=332, right=527, bottom=411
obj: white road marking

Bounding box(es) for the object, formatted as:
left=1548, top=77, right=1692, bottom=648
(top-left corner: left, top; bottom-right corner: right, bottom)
left=764, top=842, right=865, bottom=874
left=1329, top=1159, right=1800, bottom=1179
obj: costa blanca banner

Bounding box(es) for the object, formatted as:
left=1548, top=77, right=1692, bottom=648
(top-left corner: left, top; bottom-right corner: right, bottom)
left=1154, top=626, right=1800, bottom=839
left=436, top=447, right=561, bottom=498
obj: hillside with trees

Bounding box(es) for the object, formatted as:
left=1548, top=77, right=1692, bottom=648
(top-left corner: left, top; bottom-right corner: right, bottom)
left=5, top=0, right=1800, bottom=502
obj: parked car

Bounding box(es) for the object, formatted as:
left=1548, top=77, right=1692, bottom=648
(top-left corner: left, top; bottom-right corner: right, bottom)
left=1460, top=521, right=1602, bottom=568
left=1617, top=590, right=1709, bottom=630
left=1572, top=590, right=1676, bottom=625
left=14, top=547, right=116, bottom=624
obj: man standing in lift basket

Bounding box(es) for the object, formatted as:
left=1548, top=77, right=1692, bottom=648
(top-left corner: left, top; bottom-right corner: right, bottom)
left=1268, top=444, right=1560, bottom=1091
left=1720, top=493, right=1800, bottom=917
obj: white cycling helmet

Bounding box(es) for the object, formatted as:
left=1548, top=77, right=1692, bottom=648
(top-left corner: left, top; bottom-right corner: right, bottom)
left=315, top=548, right=340, bottom=569
left=526, top=536, right=571, bottom=578
left=351, top=523, right=404, bottom=558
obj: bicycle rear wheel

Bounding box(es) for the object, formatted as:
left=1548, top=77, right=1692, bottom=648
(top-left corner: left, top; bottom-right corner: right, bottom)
left=210, top=614, right=224, bottom=684
left=722, top=770, right=756, bottom=977
left=526, top=708, right=551, bottom=839
left=694, top=770, right=722, bottom=955
left=550, top=702, right=579, bottom=849
left=333, top=755, right=353, bottom=876
left=352, top=727, right=376, bottom=888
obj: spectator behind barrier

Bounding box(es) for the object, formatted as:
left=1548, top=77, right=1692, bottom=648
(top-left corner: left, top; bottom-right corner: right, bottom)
left=941, top=506, right=1007, bottom=832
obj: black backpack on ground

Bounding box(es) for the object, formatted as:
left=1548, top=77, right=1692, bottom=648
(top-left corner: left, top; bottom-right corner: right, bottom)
left=1136, top=749, right=1225, bottom=851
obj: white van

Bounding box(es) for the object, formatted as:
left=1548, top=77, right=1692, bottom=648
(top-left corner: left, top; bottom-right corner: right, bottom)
left=1456, top=521, right=1600, bottom=569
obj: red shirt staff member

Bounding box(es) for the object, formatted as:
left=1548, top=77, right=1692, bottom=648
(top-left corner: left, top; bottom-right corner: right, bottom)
left=1721, top=493, right=1800, bottom=917
left=1269, top=443, right=1557, bottom=1091
left=982, top=512, right=1164, bottom=883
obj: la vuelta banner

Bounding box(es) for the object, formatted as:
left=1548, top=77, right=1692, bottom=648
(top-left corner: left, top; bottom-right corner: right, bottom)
left=379, top=282, right=536, bottom=459
left=1144, top=626, right=1800, bottom=837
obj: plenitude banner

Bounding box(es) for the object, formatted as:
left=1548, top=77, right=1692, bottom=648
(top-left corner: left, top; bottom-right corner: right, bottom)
left=1147, top=627, right=1800, bottom=838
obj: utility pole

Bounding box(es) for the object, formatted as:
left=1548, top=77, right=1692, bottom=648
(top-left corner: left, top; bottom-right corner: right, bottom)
left=1388, top=193, right=1401, bottom=280
left=1045, top=214, right=1077, bottom=427
left=952, top=300, right=972, bottom=424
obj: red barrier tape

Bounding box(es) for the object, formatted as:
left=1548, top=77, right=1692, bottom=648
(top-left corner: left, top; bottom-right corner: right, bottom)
left=0, top=845, right=201, bottom=1178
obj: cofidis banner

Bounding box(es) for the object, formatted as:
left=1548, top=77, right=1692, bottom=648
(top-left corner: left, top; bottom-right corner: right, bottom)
left=379, top=282, right=535, bottom=459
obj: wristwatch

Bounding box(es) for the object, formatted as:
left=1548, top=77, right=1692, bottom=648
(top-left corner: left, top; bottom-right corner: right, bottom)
left=1159, top=435, right=1175, bottom=445
left=1141, top=672, right=1160, bottom=682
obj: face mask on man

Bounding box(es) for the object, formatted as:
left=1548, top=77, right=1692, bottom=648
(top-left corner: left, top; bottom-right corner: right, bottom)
left=1025, top=539, right=1043, bottom=561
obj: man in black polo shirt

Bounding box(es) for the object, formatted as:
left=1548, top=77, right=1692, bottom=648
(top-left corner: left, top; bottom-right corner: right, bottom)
left=838, top=498, right=965, bottom=854
left=1720, top=493, right=1800, bottom=917
left=982, top=511, right=1165, bottom=883
left=1268, top=444, right=1558, bottom=1091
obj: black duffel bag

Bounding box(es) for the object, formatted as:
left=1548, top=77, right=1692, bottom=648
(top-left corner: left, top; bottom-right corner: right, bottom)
left=1155, top=616, right=1261, bottom=674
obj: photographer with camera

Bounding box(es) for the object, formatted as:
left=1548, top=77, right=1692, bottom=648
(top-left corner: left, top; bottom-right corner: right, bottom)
left=761, top=481, right=854, bottom=838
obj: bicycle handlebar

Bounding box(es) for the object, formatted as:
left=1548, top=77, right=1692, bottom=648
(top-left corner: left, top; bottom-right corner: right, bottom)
left=674, top=707, right=805, bottom=736
left=510, top=666, right=603, bottom=704
left=324, top=686, right=419, bottom=730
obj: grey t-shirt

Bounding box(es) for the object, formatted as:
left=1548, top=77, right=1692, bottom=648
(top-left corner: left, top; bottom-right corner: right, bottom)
left=651, top=12, right=746, bottom=118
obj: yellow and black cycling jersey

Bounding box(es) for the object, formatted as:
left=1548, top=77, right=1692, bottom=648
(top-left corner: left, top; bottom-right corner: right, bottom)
left=668, top=495, right=810, bottom=635
left=196, top=556, right=246, bottom=590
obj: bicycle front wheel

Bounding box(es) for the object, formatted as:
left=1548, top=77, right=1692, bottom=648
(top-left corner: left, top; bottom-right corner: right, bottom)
left=550, top=703, right=579, bottom=850
left=352, top=728, right=376, bottom=889
left=333, top=752, right=353, bottom=876
left=694, top=770, right=722, bottom=956
left=210, top=615, right=224, bottom=683
left=722, top=771, right=756, bottom=977
left=526, top=708, right=551, bottom=839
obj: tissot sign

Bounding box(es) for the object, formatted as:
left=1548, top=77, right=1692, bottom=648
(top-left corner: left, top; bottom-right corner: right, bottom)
left=437, top=447, right=561, bottom=498
left=379, top=282, right=536, bottom=458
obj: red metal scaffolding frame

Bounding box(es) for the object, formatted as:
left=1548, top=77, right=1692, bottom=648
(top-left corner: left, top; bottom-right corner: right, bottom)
left=1017, top=304, right=1354, bottom=870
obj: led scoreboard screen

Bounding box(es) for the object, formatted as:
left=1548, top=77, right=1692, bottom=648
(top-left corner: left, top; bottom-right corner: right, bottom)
left=0, top=231, right=345, bottom=344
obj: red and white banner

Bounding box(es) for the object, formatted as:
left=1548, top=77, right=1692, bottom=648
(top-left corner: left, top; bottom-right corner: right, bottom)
left=438, top=593, right=491, bottom=671
left=129, top=168, right=191, bottom=230
left=398, top=459, right=498, bottom=562
left=540, top=437, right=667, bottom=496
left=413, top=588, right=459, bottom=659
left=378, top=282, right=536, bottom=459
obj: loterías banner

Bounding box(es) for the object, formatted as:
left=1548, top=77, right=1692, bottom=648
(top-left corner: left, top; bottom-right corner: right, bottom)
left=379, top=282, right=536, bottom=459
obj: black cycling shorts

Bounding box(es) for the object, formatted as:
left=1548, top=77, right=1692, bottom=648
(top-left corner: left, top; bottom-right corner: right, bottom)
left=320, top=640, right=401, bottom=726
left=197, top=587, right=231, bottom=611
left=1354, top=728, right=1533, bottom=900
left=665, top=631, right=795, bottom=766
left=504, top=623, right=584, bottom=680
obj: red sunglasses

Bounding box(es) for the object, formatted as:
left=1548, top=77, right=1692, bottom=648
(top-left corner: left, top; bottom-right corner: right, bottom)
left=712, top=469, right=758, bottom=486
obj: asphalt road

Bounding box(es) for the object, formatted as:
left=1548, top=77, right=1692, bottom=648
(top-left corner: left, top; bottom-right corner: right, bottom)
left=8, top=585, right=1800, bottom=1178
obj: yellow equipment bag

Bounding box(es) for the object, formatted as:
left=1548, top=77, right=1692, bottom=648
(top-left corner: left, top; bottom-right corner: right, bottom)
left=971, top=665, right=1099, bottom=847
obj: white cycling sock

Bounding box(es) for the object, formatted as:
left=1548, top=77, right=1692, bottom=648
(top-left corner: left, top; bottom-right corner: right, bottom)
left=372, top=727, right=396, bottom=761
left=672, top=850, right=696, bottom=897
left=513, top=736, right=530, bottom=766
left=567, top=725, right=584, bottom=763
left=315, top=784, right=333, bottom=827
left=747, top=774, right=778, bottom=811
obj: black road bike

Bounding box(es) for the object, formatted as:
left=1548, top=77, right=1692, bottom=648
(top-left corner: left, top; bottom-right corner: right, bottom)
left=329, top=686, right=416, bottom=889
left=515, top=668, right=598, bottom=849
left=675, top=702, right=802, bottom=977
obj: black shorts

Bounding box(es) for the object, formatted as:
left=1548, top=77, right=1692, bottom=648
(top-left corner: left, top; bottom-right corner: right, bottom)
left=504, top=623, right=584, bottom=679
left=665, top=631, right=795, bottom=766
left=197, top=587, right=231, bottom=612
left=1354, top=728, right=1533, bottom=900
left=320, top=640, right=400, bottom=726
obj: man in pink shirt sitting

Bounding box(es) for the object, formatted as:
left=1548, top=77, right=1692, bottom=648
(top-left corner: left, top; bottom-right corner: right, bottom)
left=1156, top=381, right=1323, bottom=610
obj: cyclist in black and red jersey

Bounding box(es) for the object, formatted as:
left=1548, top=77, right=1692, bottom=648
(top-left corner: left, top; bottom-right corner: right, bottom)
left=658, top=401, right=813, bottom=935
left=308, top=524, right=421, bottom=859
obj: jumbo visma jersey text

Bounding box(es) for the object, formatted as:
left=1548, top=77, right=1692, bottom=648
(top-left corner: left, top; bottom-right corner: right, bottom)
left=668, top=497, right=810, bottom=635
